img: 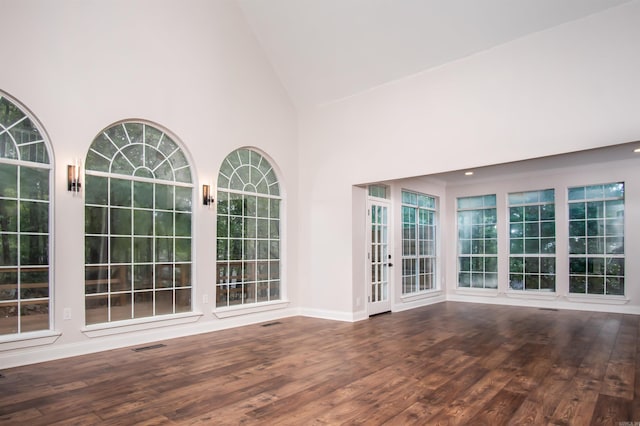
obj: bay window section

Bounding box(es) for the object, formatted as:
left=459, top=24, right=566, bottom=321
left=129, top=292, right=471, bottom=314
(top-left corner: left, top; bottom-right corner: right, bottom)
left=401, top=190, right=437, bottom=295
left=568, top=183, right=624, bottom=296
left=508, top=189, right=556, bottom=292
left=457, top=195, right=497, bottom=289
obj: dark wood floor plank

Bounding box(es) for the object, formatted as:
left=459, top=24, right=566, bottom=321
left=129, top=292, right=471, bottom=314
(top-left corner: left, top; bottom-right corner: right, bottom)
left=469, top=389, right=526, bottom=426
left=304, top=367, right=422, bottom=425
left=0, top=407, right=43, bottom=424
left=589, top=393, right=633, bottom=426
left=548, top=376, right=601, bottom=426
left=601, top=361, right=635, bottom=400
left=507, top=364, right=577, bottom=425
left=425, top=367, right=514, bottom=425
left=1, top=302, right=638, bottom=425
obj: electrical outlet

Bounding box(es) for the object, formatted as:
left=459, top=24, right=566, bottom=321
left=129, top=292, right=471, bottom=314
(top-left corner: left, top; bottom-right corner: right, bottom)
left=203, top=294, right=209, bottom=304
left=63, top=308, right=71, bottom=320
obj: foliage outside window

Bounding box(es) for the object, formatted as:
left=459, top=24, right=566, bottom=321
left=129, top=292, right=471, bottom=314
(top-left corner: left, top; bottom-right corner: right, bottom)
left=368, top=184, right=389, bottom=199
left=216, top=148, right=281, bottom=308
left=568, top=183, right=624, bottom=295
left=0, top=93, right=51, bottom=335
left=401, top=190, right=437, bottom=294
left=508, top=189, right=556, bottom=292
left=457, top=195, right=497, bottom=289
left=84, top=122, right=193, bottom=325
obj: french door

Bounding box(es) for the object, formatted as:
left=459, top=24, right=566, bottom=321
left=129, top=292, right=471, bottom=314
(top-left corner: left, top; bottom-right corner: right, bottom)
left=367, top=199, right=392, bottom=315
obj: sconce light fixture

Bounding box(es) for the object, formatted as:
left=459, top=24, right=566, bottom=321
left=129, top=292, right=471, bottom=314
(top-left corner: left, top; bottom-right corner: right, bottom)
left=203, top=184, right=214, bottom=206
left=67, top=162, right=81, bottom=192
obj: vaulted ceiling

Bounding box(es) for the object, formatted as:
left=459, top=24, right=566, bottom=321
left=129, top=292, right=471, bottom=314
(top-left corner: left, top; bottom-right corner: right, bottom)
left=238, top=0, right=632, bottom=110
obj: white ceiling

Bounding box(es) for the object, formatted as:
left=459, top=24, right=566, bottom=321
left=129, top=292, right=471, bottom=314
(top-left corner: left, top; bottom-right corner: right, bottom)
left=238, top=0, right=631, bottom=110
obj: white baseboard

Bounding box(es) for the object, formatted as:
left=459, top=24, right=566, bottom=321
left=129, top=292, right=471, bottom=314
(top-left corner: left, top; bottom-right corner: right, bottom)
left=393, top=294, right=446, bottom=313
left=297, top=307, right=363, bottom=322
left=446, top=293, right=640, bottom=315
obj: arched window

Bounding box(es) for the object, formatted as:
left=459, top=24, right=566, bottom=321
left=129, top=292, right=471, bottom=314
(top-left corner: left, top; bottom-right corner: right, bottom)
left=0, top=92, right=52, bottom=335
left=84, top=122, right=193, bottom=325
left=216, top=148, right=281, bottom=307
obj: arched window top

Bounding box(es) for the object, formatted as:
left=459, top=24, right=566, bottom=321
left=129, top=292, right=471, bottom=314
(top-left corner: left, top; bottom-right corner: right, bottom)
left=86, top=121, right=192, bottom=184
left=0, top=94, right=50, bottom=164
left=217, top=148, right=279, bottom=196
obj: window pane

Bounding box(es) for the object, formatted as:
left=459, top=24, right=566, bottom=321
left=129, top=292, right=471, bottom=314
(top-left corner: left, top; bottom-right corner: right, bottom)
left=568, top=203, right=585, bottom=220
left=155, top=211, right=174, bottom=236
left=21, top=235, right=48, bottom=265
left=134, top=237, right=153, bottom=263
left=175, top=238, right=191, bottom=262
left=134, top=210, right=153, bottom=236
left=20, top=301, right=49, bottom=332
left=20, top=167, right=49, bottom=201
left=0, top=163, right=17, bottom=197
left=568, top=187, right=585, bottom=201
left=568, top=183, right=624, bottom=295
left=134, top=181, right=154, bottom=209
left=110, top=237, right=132, bottom=263
left=111, top=178, right=132, bottom=207
left=540, top=203, right=555, bottom=220
left=110, top=208, right=131, bottom=235
left=155, top=184, right=174, bottom=210
left=0, top=200, right=18, bottom=232
left=175, top=213, right=191, bottom=237
left=85, top=175, right=108, bottom=205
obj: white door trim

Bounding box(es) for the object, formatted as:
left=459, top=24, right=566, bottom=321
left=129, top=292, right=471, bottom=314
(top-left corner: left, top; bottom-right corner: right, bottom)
left=366, top=198, right=392, bottom=316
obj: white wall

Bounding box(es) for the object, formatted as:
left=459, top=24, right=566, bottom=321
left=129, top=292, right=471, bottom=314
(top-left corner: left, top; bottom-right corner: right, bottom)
left=299, top=1, right=640, bottom=316
left=0, top=0, right=298, bottom=367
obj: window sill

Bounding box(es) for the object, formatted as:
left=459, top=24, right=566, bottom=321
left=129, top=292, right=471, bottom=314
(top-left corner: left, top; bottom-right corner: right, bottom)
left=563, top=294, right=630, bottom=305
left=214, top=300, right=290, bottom=319
left=0, top=330, right=62, bottom=352
left=401, top=289, right=443, bottom=303
left=455, top=287, right=499, bottom=297
left=82, top=312, right=203, bottom=338
left=505, top=290, right=558, bottom=300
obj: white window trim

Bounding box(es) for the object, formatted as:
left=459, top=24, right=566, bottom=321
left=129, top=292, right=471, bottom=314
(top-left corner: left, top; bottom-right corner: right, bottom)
left=0, top=330, right=61, bottom=351
left=81, top=311, right=203, bottom=338
left=400, top=289, right=443, bottom=303
left=213, top=299, right=290, bottom=319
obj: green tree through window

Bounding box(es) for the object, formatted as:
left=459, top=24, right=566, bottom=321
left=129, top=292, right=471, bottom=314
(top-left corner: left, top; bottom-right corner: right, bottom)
left=457, top=195, right=498, bottom=289
left=216, top=148, right=281, bottom=307
left=84, top=122, right=193, bottom=324
left=0, top=92, right=51, bottom=335
left=568, top=183, right=624, bottom=295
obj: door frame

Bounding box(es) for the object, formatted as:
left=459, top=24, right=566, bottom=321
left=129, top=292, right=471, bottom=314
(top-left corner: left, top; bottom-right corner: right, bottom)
left=365, top=196, right=393, bottom=316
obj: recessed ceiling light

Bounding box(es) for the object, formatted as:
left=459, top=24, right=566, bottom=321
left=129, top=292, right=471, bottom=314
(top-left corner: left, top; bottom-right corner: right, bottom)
left=464, top=171, right=474, bottom=176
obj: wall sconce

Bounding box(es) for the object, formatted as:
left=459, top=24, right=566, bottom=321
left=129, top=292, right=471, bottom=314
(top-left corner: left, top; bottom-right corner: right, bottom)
left=67, top=162, right=81, bottom=192
left=202, top=184, right=214, bottom=206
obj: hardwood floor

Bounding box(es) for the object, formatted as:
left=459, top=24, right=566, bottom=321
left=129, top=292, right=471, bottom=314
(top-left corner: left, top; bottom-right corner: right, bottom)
left=0, top=302, right=638, bottom=425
